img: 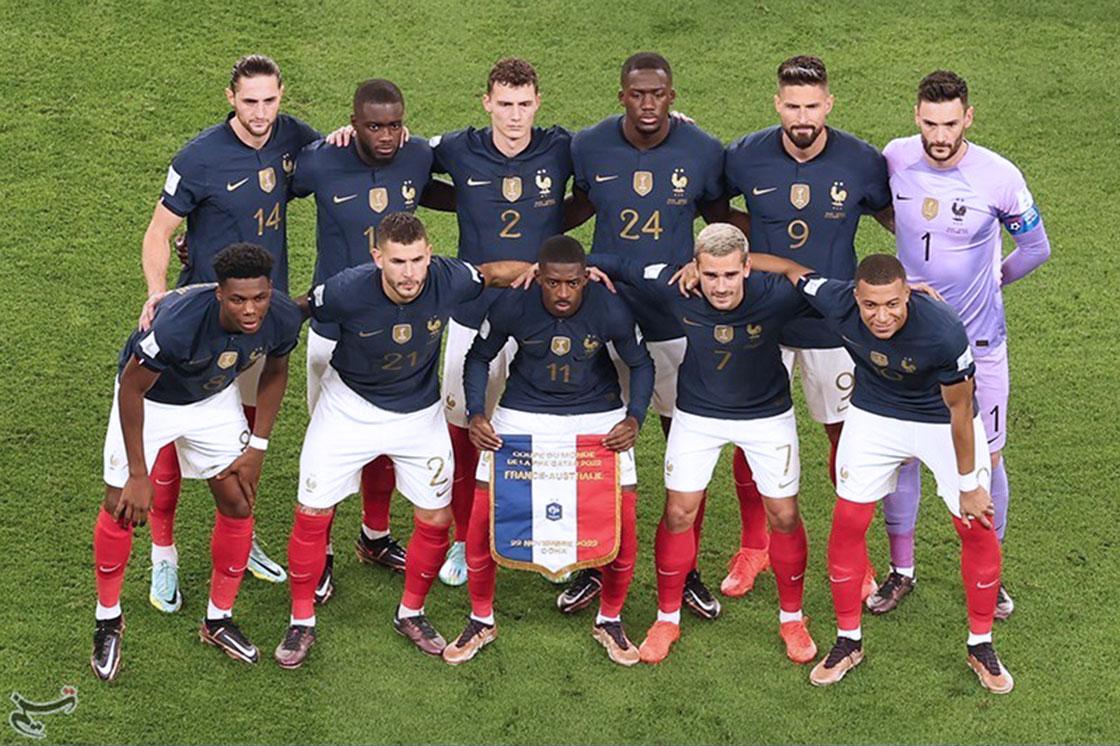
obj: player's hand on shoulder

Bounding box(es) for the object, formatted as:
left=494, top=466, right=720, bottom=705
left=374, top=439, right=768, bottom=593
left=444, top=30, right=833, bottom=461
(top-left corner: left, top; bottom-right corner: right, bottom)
left=114, top=475, right=154, bottom=528
left=468, top=414, right=502, bottom=451
left=510, top=262, right=539, bottom=290
left=669, top=261, right=700, bottom=297
left=586, top=266, right=616, bottom=294
left=138, top=290, right=170, bottom=331
left=325, top=124, right=355, bottom=148
left=959, top=486, right=994, bottom=530
left=908, top=281, right=944, bottom=302
left=669, top=110, right=695, bottom=125
left=217, top=447, right=266, bottom=508
left=603, top=416, right=640, bottom=451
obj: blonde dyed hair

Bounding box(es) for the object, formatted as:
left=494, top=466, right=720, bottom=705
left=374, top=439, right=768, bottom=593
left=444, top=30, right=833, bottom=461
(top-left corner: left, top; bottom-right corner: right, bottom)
left=694, top=223, right=749, bottom=258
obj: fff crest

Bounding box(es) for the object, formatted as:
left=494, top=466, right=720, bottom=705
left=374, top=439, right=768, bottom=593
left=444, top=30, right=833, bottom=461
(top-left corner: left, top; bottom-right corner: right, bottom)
left=671, top=167, right=688, bottom=193
left=830, top=181, right=847, bottom=207
left=632, top=170, right=654, bottom=197
left=583, top=335, right=601, bottom=354
left=258, top=167, right=277, bottom=194
left=502, top=176, right=522, bottom=203
left=746, top=323, right=763, bottom=338
left=790, top=183, right=810, bottom=210
left=713, top=325, right=734, bottom=344
left=427, top=317, right=442, bottom=335
left=922, top=197, right=940, bottom=220
left=281, top=153, right=295, bottom=174
left=551, top=336, right=571, bottom=356
left=535, top=169, right=552, bottom=195
left=369, top=187, right=389, bottom=213
left=401, top=181, right=417, bottom=203
left=901, top=357, right=917, bottom=373
left=392, top=323, right=412, bottom=344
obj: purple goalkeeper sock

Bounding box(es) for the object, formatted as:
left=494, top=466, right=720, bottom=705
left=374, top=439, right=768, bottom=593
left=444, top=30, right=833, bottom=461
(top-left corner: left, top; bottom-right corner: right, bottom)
left=991, top=459, right=1009, bottom=542
left=882, top=460, right=921, bottom=569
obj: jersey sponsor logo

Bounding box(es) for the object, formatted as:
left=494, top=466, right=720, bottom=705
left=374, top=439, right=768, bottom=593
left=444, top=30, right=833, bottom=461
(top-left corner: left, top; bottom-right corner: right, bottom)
left=921, top=197, right=939, bottom=220
left=642, top=262, right=667, bottom=280
left=226, top=177, right=249, bottom=192
left=217, top=351, right=239, bottom=369
left=367, top=187, right=387, bottom=212
left=751, top=186, right=776, bottom=196
left=830, top=181, right=848, bottom=208
left=392, top=323, right=412, bottom=344
left=401, top=180, right=417, bottom=204
left=956, top=346, right=974, bottom=371
left=594, top=173, right=619, bottom=183
left=632, top=170, right=653, bottom=197
left=870, top=351, right=889, bottom=367
left=258, top=167, right=277, bottom=194
left=502, top=176, right=522, bottom=202
left=466, top=177, right=491, bottom=186
left=535, top=169, right=553, bottom=196
left=333, top=193, right=358, bottom=204
left=164, top=165, right=182, bottom=195
left=789, top=183, right=810, bottom=210
left=713, top=324, right=734, bottom=343
left=550, top=336, right=571, bottom=355
left=139, top=331, right=161, bottom=358
left=671, top=168, right=688, bottom=195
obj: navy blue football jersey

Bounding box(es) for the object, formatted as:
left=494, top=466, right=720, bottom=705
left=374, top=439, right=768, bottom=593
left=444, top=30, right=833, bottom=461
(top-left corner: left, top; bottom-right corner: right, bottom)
left=431, top=126, right=572, bottom=328
left=119, top=285, right=303, bottom=405
left=465, top=283, right=654, bottom=424
left=590, top=255, right=809, bottom=420
left=725, top=126, right=890, bottom=348
left=572, top=116, right=725, bottom=342
left=309, top=256, right=485, bottom=412
left=160, top=113, right=320, bottom=293
left=290, top=138, right=434, bottom=339
left=797, top=275, right=976, bottom=423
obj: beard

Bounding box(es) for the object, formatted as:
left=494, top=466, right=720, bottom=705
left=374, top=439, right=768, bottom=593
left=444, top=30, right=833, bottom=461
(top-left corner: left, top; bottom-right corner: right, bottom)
left=921, top=133, right=965, bottom=162
left=784, top=124, right=822, bottom=149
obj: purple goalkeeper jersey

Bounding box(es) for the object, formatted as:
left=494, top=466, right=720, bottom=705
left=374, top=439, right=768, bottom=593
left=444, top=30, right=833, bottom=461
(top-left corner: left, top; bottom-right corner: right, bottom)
left=884, top=135, right=1047, bottom=356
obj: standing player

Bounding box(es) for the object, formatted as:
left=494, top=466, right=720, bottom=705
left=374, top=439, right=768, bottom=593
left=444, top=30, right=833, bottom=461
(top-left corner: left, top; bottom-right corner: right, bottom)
left=442, top=236, right=654, bottom=666
left=290, top=79, right=444, bottom=602
left=721, top=55, right=890, bottom=600
left=781, top=255, right=1011, bottom=694
left=272, top=213, right=534, bottom=668
left=92, top=244, right=303, bottom=681
left=867, top=71, right=1051, bottom=616
left=588, top=224, right=818, bottom=666
left=558, top=52, right=730, bottom=619
left=139, top=54, right=319, bottom=608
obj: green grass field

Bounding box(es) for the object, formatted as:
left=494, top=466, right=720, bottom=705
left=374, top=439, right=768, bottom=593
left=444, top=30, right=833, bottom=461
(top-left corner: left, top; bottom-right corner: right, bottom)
left=2, top=1, right=1118, bottom=743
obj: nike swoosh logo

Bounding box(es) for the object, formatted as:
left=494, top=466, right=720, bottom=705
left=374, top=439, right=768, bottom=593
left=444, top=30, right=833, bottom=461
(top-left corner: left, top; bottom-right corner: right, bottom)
left=98, top=564, right=122, bottom=573
left=778, top=478, right=797, bottom=489
left=681, top=316, right=702, bottom=327
left=358, top=329, right=383, bottom=337
left=219, top=632, right=257, bottom=658
left=94, top=638, right=117, bottom=675
left=657, top=569, right=681, bottom=576
left=164, top=587, right=178, bottom=605
left=977, top=578, right=999, bottom=589
left=829, top=575, right=852, bottom=583
left=752, top=186, right=777, bottom=196
left=332, top=194, right=357, bottom=204
left=467, top=178, right=491, bottom=186
left=594, top=174, right=619, bottom=183
left=521, top=339, right=543, bottom=345
left=896, top=194, right=913, bottom=201
left=791, top=573, right=805, bottom=581
left=226, top=178, right=249, bottom=191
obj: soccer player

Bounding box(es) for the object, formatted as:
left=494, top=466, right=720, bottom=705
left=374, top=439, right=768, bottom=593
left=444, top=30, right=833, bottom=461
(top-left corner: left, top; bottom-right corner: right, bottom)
left=781, top=255, right=1011, bottom=694
left=442, top=235, right=654, bottom=666
left=91, top=244, right=303, bottom=682
left=720, top=55, right=891, bottom=600
left=867, top=71, right=1051, bottom=616
left=272, top=213, right=533, bottom=668
left=558, top=51, right=730, bottom=619
left=289, top=78, right=442, bottom=602
left=139, top=54, right=319, bottom=607
left=588, top=224, right=818, bottom=666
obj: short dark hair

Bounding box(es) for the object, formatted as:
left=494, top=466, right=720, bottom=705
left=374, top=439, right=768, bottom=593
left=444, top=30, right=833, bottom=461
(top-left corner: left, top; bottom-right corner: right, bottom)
left=377, top=212, right=428, bottom=247
left=488, top=58, right=538, bottom=93
left=538, top=235, right=586, bottom=268
left=621, top=52, right=672, bottom=86
left=353, top=79, right=404, bottom=112
left=213, top=243, right=273, bottom=282
left=855, top=254, right=907, bottom=286
left=229, top=54, right=282, bottom=92
left=917, top=70, right=969, bottom=108
left=778, top=55, right=828, bottom=87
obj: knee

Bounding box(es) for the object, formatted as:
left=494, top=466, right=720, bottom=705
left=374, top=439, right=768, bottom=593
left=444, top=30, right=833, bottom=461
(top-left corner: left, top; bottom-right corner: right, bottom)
left=417, top=506, right=453, bottom=529
left=663, top=499, right=697, bottom=533
left=767, top=501, right=801, bottom=533
left=217, top=496, right=252, bottom=519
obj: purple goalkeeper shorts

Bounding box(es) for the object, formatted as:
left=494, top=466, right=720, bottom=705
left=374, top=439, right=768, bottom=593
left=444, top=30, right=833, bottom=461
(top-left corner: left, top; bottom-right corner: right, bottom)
left=974, top=340, right=1009, bottom=453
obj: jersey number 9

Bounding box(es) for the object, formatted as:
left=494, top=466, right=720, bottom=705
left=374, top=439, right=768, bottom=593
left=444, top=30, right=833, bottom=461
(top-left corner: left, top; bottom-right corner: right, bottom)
left=787, top=219, right=809, bottom=250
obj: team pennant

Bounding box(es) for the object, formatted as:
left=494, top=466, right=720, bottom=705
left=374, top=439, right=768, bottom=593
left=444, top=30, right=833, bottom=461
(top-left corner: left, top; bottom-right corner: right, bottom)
left=489, top=434, right=620, bottom=579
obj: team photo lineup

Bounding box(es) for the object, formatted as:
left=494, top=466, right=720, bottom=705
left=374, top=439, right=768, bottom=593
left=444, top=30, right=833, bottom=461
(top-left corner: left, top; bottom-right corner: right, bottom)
left=88, top=45, right=1054, bottom=701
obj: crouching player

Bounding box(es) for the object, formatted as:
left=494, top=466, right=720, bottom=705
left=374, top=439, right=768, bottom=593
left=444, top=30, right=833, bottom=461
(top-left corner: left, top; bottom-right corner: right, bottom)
left=273, top=213, right=532, bottom=667
left=788, top=255, right=1012, bottom=694
left=442, top=236, right=654, bottom=666
left=92, top=244, right=303, bottom=681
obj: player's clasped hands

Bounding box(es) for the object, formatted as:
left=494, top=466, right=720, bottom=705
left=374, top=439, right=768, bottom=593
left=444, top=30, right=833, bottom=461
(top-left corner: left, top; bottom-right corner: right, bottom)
left=602, top=416, right=640, bottom=451
left=468, top=413, right=503, bottom=451
left=958, top=486, right=995, bottom=530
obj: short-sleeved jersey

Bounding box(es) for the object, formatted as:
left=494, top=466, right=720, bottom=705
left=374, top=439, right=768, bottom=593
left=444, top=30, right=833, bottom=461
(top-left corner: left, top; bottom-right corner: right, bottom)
left=160, top=113, right=320, bottom=293
left=465, top=283, right=654, bottom=424
left=884, top=135, right=1046, bottom=356
left=590, top=255, right=809, bottom=420
left=431, top=126, right=573, bottom=328
left=797, top=275, right=976, bottom=423
left=309, top=256, right=485, bottom=412
left=725, top=126, right=891, bottom=348
left=118, top=285, right=303, bottom=406
left=290, top=138, right=435, bottom=339
left=573, top=116, right=726, bottom=342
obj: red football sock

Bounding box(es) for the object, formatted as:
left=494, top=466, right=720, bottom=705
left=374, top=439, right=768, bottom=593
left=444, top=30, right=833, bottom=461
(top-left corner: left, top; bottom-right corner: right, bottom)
left=733, top=449, right=768, bottom=550
left=770, top=521, right=808, bottom=613
left=148, top=443, right=181, bottom=547
left=242, top=405, right=257, bottom=430
left=466, top=484, right=496, bottom=618
left=690, top=492, right=707, bottom=572
left=288, top=509, right=333, bottom=620
left=827, top=498, right=875, bottom=631
left=209, top=512, right=253, bottom=614
left=401, top=516, right=450, bottom=609
left=360, top=456, right=395, bottom=533
left=654, top=518, right=695, bottom=615
left=953, top=516, right=1002, bottom=635
left=448, top=424, right=478, bottom=543
left=600, top=489, right=638, bottom=618
left=94, top=507, right=133, bottom=610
